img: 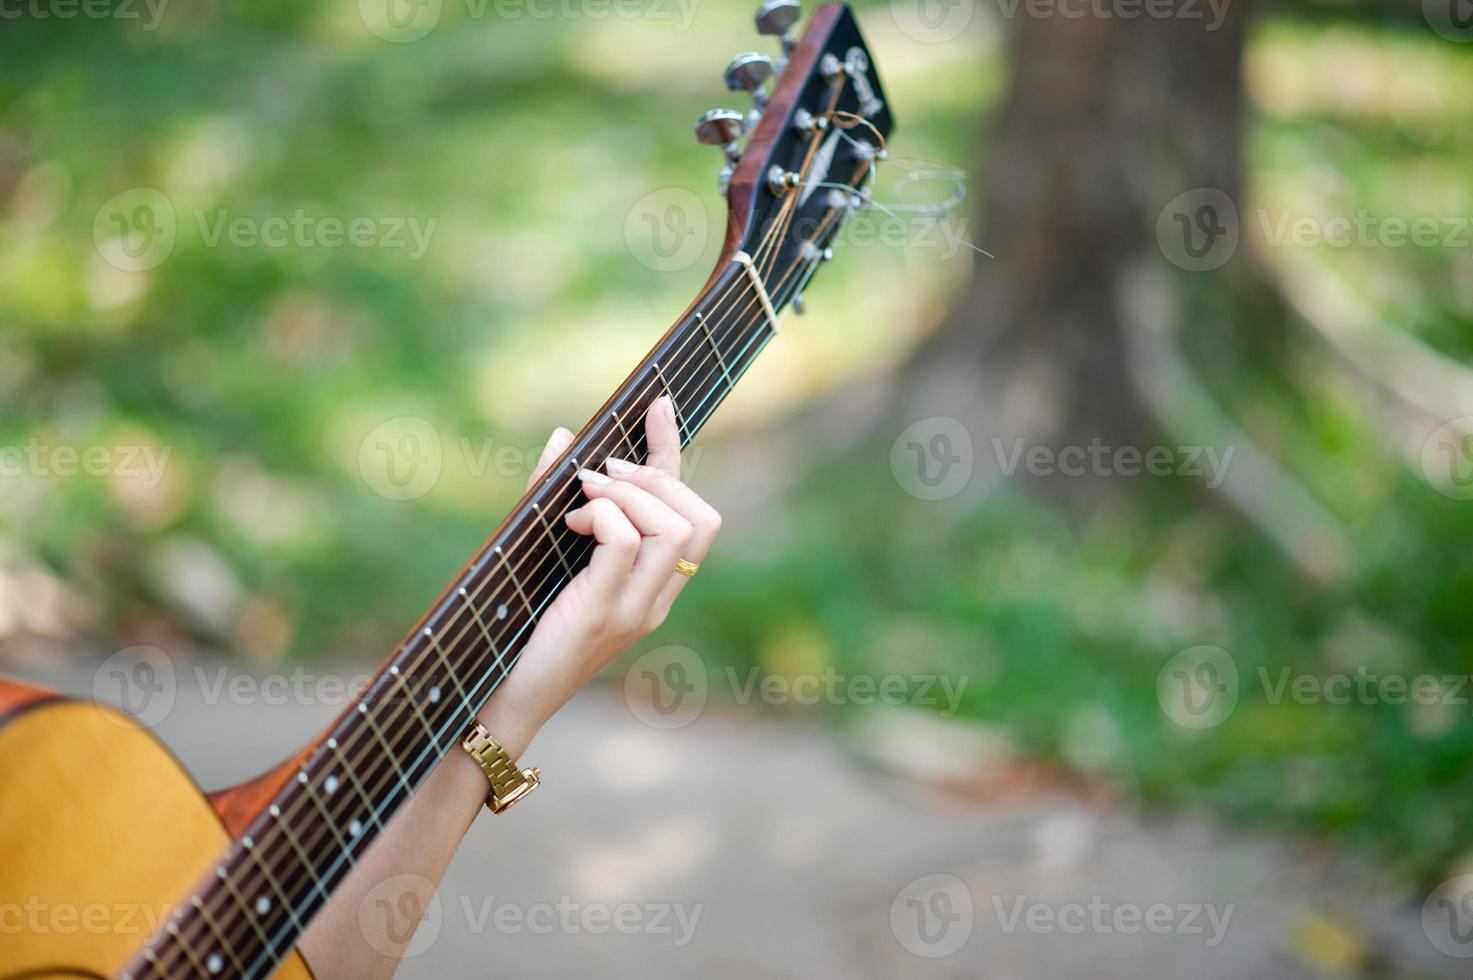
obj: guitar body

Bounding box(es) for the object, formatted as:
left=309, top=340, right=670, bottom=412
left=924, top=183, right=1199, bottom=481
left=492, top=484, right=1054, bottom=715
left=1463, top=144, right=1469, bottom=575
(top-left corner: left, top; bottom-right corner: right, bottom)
left=0, top=679, right=313, bottom=980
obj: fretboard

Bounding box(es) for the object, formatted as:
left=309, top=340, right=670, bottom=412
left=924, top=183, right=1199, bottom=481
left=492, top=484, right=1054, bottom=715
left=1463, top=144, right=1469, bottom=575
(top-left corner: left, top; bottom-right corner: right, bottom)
left=124, top=242, right=825, bottom=979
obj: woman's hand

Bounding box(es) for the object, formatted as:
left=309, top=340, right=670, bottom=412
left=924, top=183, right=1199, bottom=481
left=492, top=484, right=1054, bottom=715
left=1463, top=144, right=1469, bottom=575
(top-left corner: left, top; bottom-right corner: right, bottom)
left=304, top=397, right=720, bottom=980
left=477, top=396, right=721, bottom=752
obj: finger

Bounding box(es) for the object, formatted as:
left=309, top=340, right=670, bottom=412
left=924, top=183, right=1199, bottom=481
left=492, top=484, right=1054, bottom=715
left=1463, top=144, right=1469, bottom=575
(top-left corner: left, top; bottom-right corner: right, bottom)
left=601, top=458, right=720, bottom=566
left=526, top=427, right=574, bottom=491
left=644, top=396, right=682, bottom=479
left=576, top=469, right=692, bottom=607
left=563, top=497, right=639, bottom=605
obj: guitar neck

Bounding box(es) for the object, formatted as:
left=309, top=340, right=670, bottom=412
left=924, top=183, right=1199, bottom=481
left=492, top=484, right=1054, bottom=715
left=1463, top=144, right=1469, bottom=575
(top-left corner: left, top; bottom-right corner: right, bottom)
left=125, top=250, right=806, bottom=979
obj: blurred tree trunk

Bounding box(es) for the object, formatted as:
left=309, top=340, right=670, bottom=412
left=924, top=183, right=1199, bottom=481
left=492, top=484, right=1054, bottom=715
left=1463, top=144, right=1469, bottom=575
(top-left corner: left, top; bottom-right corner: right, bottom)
left=902, top=3, right=1258, bottom=498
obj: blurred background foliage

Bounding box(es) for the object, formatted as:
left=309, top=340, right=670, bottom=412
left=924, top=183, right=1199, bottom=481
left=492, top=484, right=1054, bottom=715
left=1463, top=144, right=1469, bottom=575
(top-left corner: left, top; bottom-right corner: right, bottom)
left=1, top=0, right=1471, bottom=884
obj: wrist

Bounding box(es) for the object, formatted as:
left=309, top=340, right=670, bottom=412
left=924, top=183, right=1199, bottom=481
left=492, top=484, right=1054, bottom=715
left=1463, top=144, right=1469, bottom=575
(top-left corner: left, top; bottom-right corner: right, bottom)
left=474, top=686, right=548, bottom=760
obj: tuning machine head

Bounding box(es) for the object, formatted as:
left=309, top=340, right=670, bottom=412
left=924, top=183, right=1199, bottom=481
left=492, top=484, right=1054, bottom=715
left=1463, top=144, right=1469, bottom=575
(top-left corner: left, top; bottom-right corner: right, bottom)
left=695, top=108, right=747, bottom=193
left=755, top=0, right=801, bottom=66
left=695, top=108, right=745, bottom=160
left=725, top=52, right=773, bottom=107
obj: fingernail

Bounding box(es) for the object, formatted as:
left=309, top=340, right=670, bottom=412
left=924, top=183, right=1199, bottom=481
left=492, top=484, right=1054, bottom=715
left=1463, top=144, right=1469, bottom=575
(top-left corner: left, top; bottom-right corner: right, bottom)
left=654, top=395, right=675, bottom=422
left=577, top=467, right=611, bottom=485
left=604, top=457, right=638, bottom=475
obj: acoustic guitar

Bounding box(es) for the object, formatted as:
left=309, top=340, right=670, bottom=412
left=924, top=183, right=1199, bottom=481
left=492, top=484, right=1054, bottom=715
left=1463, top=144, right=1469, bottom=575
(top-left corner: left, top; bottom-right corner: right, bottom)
left=0, top=4, right=893, bottom=976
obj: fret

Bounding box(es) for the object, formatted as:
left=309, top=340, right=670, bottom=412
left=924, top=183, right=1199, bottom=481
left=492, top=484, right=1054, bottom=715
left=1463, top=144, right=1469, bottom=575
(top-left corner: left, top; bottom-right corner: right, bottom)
left=696, top=312, right=736, bottom=391
left=326, top=737, right=386, bottom=836
left=420, top=627, right=475, bottom=720
left=271, top=800, right=331, bottom=907
left=532, top=502, right=575, bottom=577
left=296, top=781, right=355, bottom=870
left=165, top=920, right=210, bottom=976
left=609, top=410, right=642, bottom=460
left=216, top=866, right=277, bottom=958
left=191, top=897, right=245, bottom=976
left=239, top=836, right=305, bottom=938
left=355, top=702, right=415, bottom=801
left=495, top=544, right=537, bottom=618
left=396, top=655, right=449, bottom=751
left=458, top=586, right=499, bottom=656
left=651, top=361, right=689, bottom=441
left=141, top=948, right=166, bottom=979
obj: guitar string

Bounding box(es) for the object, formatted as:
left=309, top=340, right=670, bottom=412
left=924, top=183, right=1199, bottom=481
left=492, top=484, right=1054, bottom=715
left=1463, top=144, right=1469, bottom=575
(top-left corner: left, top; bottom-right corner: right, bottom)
left=153, top=143, right=871, bottom=980
left=151, top=83, right=877, bottom=978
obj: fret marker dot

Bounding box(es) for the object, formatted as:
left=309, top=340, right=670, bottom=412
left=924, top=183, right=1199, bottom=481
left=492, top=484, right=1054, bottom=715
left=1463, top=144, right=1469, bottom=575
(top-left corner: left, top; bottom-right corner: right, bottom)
left=242, top=836, right=253, bottom=849
left=298, top=772, right=308, bottom=784
left=423, top=628, right=433, bottom=638
left=358, top=704, right=368, bottom=714
left=496, top=604, right=508, bottom=620
left=429, top=686, right=441, bottom=704
left=327, top=737, right=338, bottom=749
left=269, top=805, right=280, bottom=817
left=349, top=819, right=364, bottom=837
left=206, top=953, right=223, bottom=974
left=390, top=665, right=400, bottom=676
left=255, top=896, right=271, bottom=915
left=325, top=775, right=340, bottom=794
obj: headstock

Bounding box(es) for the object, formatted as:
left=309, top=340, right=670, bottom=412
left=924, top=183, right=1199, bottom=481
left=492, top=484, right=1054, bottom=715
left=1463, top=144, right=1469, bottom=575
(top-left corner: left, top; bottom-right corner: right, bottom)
left=694, top=3, right=895, bottom=318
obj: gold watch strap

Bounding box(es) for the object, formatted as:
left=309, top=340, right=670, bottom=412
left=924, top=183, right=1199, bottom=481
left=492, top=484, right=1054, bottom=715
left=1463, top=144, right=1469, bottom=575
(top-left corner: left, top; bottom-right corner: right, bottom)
left=461, top=722, right=541, bottom=813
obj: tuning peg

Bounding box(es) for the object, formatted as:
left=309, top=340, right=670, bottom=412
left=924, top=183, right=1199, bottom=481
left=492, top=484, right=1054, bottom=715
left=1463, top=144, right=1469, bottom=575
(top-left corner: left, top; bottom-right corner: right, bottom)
left=724, top=52, right=773, bottom=111
left=695, top=108, right=745, bottom=162
left=696, top=109, right=746, bottom=194
left=755, top=0, right=801, bottom=64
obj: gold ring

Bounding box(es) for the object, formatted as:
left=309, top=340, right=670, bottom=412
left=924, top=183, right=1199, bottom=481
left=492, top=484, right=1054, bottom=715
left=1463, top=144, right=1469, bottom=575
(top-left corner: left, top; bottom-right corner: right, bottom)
left=674, top=558, right=700, bottom=578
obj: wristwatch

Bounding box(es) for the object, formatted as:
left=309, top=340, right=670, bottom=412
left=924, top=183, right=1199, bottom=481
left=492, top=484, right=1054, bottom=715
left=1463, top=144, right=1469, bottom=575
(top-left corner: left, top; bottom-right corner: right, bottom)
left=461, top=721, right=541, bottom=813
